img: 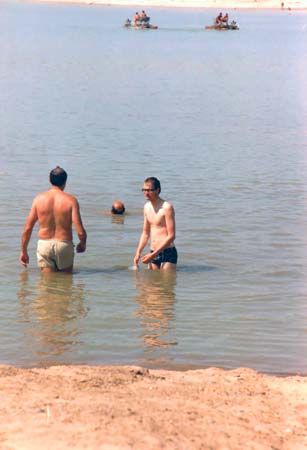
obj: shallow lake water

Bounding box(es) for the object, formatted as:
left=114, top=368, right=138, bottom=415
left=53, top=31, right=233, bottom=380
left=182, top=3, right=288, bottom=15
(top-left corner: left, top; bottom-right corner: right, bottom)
left=0, top=2, right=307, bottom=373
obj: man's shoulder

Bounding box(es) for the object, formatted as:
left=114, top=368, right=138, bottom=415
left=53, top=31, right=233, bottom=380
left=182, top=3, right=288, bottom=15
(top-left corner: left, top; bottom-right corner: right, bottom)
left=62, top=192, right=79, bottom=207
left=144, top=201, right=151, bottom=210
left=33, top=190, right=49, bottom=202
left=162, top=200, right=174, bottom=211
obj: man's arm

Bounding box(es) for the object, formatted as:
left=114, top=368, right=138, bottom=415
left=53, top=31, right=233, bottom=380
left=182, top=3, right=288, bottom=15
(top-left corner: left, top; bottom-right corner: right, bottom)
left=72, top=199, right=87, bottom=253
left=134, top=210, right=150, bottom=267
left=141, top=203, right=176, bottom=264
left=20, top=201, right=38, bottom=267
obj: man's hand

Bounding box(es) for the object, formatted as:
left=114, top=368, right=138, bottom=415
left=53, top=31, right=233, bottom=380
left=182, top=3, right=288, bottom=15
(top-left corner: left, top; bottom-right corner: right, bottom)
left=20, top=251, right=29, bottom=268
left=141, top=253, right=154, bottom=264
left=76, top=242, right=86, bottom=253
left=133, top=252, right=141, bottom=267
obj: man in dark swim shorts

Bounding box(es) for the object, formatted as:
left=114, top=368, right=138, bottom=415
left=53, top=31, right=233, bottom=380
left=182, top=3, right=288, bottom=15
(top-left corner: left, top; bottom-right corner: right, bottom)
left=134, top=177, right=177, bottom=270
left=150, top=247, right=178, bottom=269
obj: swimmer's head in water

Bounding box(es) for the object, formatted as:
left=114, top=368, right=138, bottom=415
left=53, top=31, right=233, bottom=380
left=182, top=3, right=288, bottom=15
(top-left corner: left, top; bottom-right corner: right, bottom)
left=111, top=201, right=125, bottom=215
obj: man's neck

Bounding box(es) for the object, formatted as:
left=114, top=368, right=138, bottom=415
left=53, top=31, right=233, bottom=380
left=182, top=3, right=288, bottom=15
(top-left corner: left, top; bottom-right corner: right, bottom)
left=150, top=196, right=163, bottom=207
left=51, top=185, right=65, bottom=192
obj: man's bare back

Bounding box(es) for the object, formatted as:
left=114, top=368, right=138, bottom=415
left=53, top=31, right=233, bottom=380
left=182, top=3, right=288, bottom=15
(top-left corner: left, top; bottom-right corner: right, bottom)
left=20, top=167, right=87, bottom=273
left=35, top=189, right=78, bottom=241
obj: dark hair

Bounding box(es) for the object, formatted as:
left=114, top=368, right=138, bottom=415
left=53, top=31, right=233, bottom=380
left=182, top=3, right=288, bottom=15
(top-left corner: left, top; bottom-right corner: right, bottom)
left=144, top=177, right=161, bottom=193
left=49, top=166, right=67, bottom=187
left=111, top=205, right=125, bottom=215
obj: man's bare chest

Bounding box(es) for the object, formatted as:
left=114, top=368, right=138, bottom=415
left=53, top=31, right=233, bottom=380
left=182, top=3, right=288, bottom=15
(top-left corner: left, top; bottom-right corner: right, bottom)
left=146, top=207, right=166, bottom=227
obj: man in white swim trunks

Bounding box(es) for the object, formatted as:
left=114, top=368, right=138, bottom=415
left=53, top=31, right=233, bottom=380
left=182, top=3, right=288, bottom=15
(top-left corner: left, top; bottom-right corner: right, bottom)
left=20, top=166, right=87, bottom=273
left=134, top=177, right=177, bottom=270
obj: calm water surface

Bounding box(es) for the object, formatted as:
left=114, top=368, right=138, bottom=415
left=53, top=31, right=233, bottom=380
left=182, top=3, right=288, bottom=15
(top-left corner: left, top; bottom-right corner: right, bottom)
left=0, top=2, right=307, bottom=373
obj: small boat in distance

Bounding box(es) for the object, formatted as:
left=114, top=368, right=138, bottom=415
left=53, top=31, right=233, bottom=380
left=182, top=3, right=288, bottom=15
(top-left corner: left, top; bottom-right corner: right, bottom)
left=205, top=20, right=239, bottom=31
left=123, top=12, right=158, bottom=30
left=124, top=20, right=158, bottom=30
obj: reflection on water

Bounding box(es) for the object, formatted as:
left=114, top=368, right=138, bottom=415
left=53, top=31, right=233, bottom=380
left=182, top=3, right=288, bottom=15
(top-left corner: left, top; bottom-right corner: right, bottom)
left=133, top=270, right=177, bottom=365
left=17, top=272, right=87, bottom=364
left=111, top=214, right=125, bottom=225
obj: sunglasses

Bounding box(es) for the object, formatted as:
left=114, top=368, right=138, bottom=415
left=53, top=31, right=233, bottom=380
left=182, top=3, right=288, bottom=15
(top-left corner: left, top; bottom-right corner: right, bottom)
left=141, top=188, right=156, bottom=193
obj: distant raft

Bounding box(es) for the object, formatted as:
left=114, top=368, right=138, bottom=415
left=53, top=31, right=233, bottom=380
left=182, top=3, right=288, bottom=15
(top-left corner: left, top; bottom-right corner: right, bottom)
left=123, top=18, right=158, bottom=30
left=205, top=21, right=239, bottom=31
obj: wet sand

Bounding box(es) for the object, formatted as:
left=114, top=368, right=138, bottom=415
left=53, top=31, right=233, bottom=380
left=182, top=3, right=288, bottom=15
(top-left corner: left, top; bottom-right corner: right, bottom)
left=0, top=364, right=306, bottom=449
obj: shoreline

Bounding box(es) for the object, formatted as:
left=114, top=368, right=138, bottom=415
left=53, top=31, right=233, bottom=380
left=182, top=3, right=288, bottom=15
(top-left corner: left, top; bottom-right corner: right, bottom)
left=20, top=0, right=307, bottom=10
left=0, top=364, right=306, bottom=449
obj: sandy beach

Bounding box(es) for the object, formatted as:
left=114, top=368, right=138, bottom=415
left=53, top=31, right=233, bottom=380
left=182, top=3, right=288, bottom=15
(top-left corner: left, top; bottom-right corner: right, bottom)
left=0, top=364, right=306, bottom=449
left=21, top=0, right=307, bottom=9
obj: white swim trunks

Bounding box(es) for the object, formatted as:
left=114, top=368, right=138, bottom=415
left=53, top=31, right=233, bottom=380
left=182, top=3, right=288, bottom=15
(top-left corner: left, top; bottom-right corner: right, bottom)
left=37, top=239, right=74, bottom=270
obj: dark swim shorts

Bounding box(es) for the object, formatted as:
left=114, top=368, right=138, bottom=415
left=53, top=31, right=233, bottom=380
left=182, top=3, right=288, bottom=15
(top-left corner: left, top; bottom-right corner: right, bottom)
left=150, top=247, right=178, bottom=268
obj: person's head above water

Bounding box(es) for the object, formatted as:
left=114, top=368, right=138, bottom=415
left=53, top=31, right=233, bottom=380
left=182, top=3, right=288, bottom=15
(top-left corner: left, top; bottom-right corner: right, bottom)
left=144, top=177, right=161, bottom=194
left=111, top=200, right=126, bottom=215
left=49, top=166, right=67, bottom=188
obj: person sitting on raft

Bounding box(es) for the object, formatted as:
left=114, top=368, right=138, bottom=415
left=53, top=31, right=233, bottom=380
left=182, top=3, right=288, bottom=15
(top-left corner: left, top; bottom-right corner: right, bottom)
left=133, top=12, right=141, bottom=26
left=140, top=10, right=150, bottom=23
left=215, top=12, right=223, bottom=25
left=222, top=13, right=229, bottom=26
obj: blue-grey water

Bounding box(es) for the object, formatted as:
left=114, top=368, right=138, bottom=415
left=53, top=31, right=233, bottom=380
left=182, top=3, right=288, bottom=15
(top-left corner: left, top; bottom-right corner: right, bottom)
left=0, top=1, right=307, bottom=374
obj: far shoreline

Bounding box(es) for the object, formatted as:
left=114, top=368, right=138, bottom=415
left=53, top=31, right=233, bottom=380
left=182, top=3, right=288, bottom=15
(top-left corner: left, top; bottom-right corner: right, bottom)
left=20, top=0, right=307, bottom=10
